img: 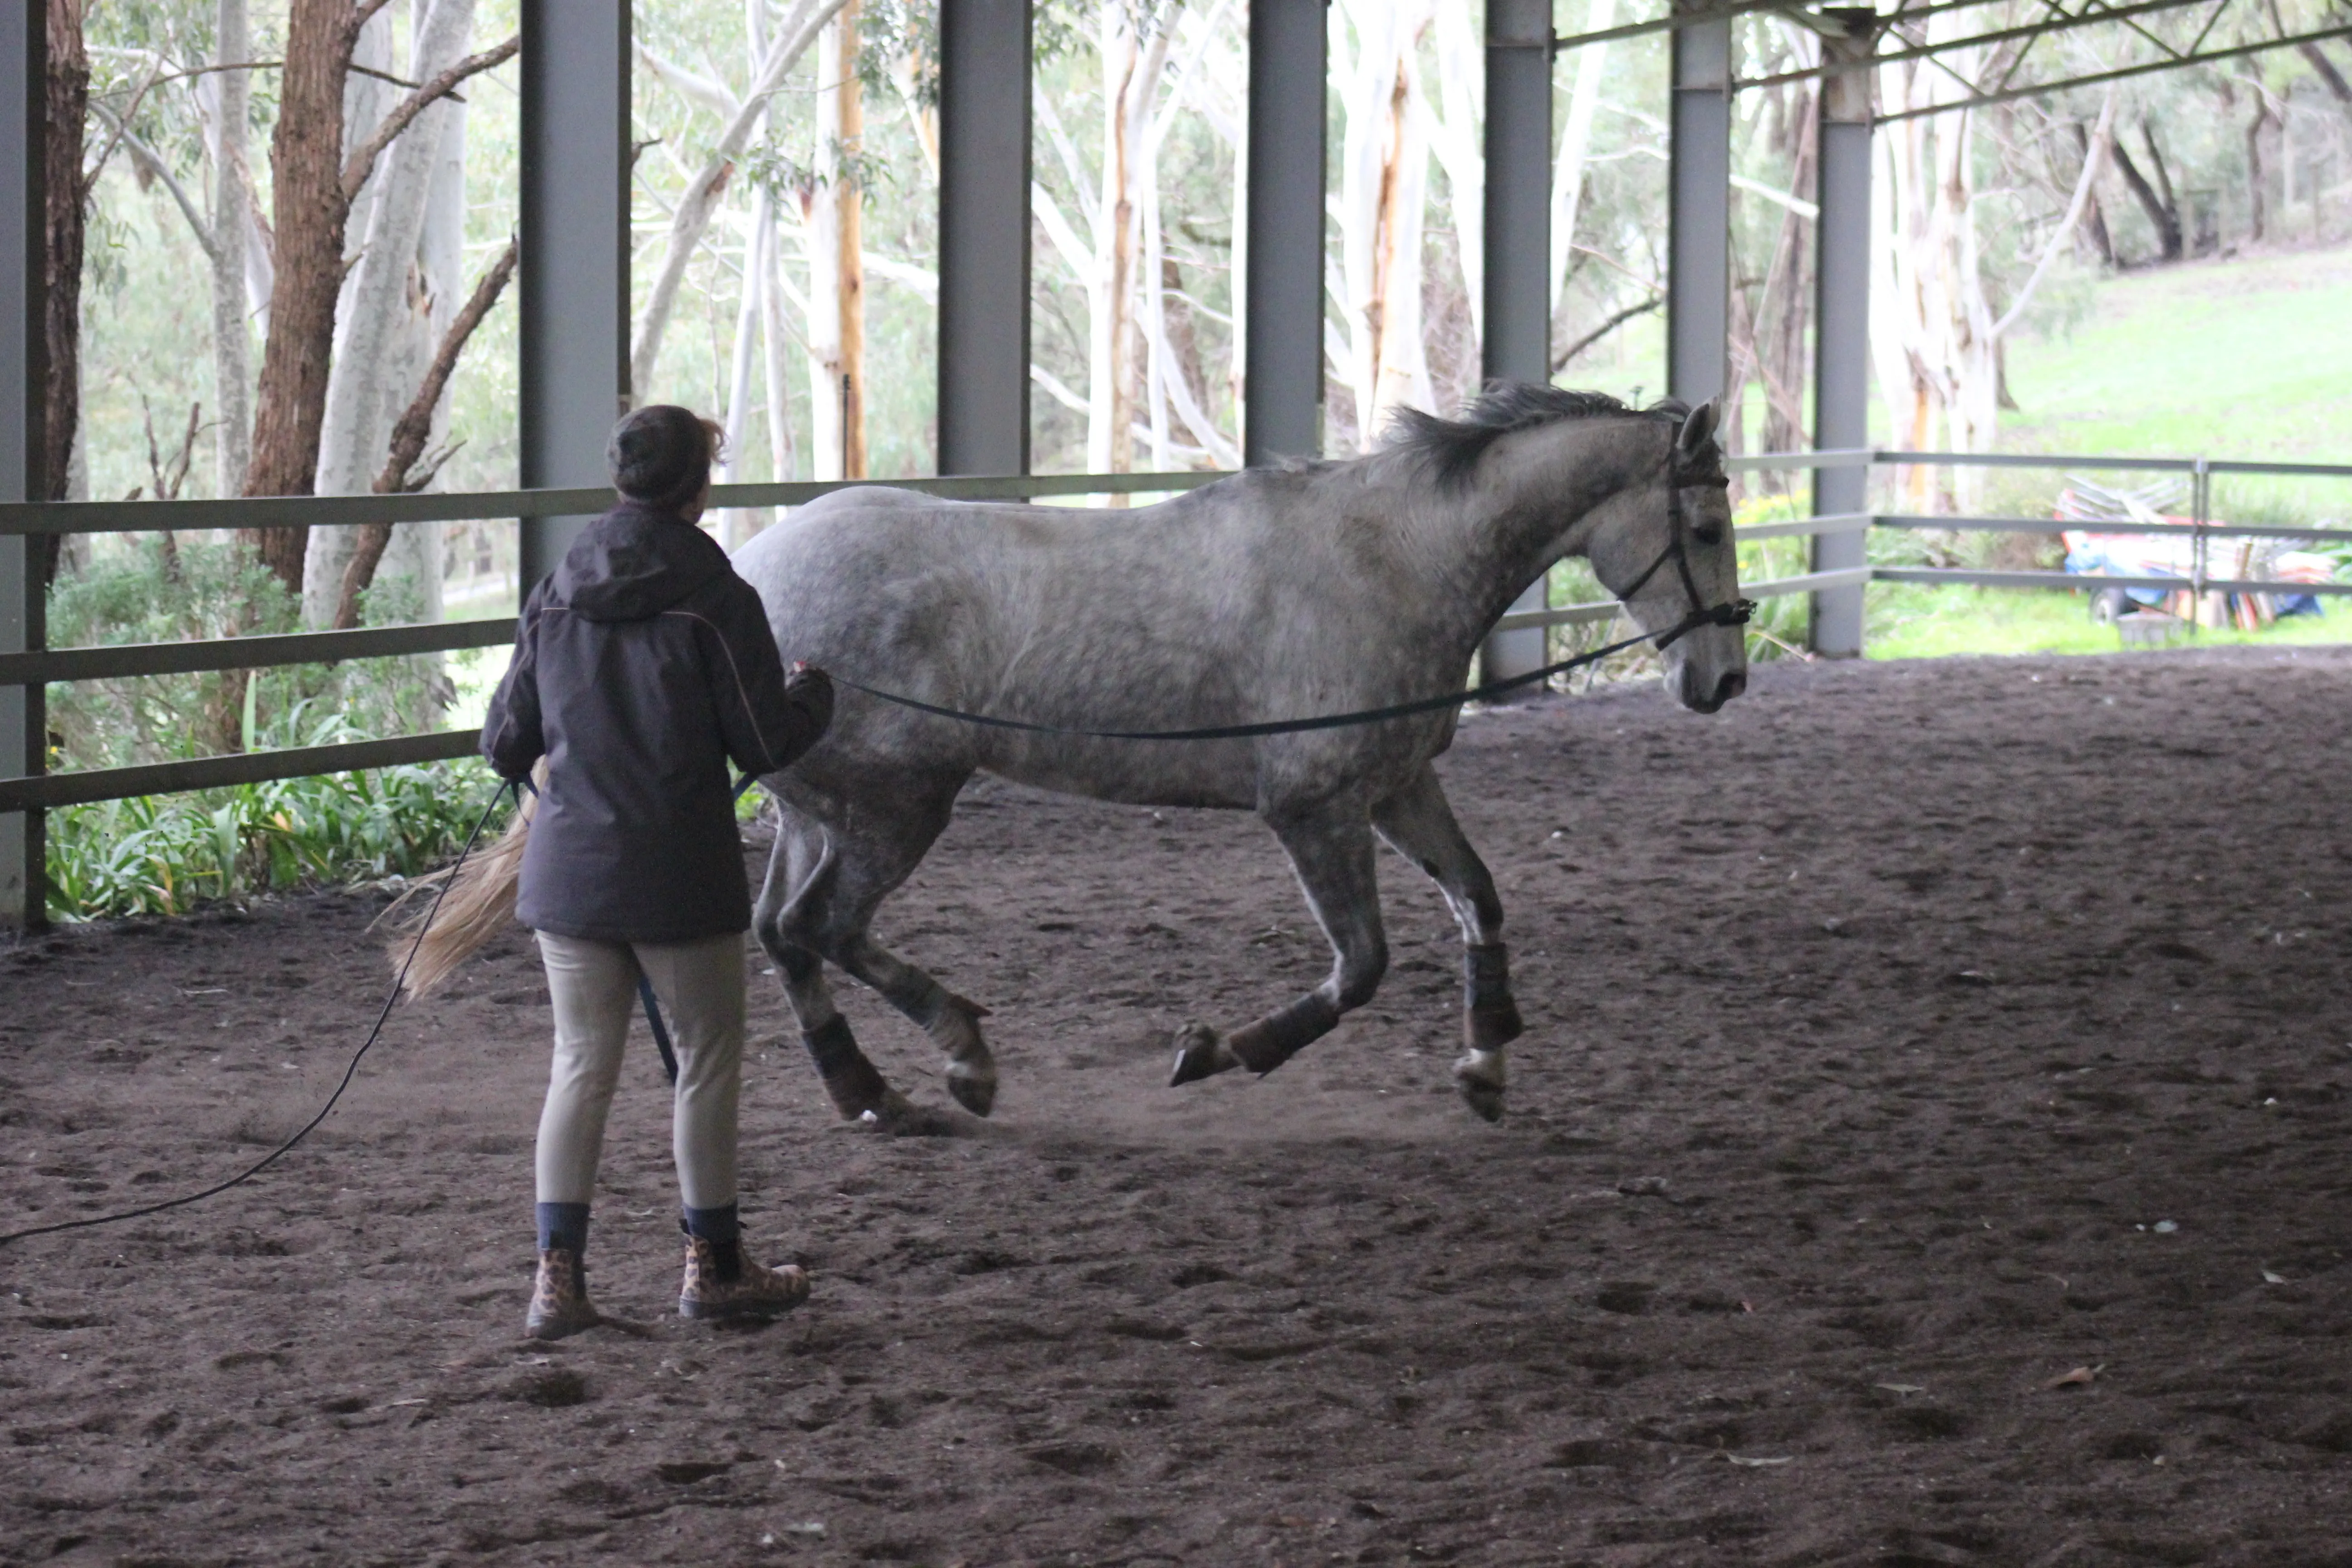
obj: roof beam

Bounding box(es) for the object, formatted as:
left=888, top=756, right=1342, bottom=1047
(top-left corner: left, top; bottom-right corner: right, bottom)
left=1872, top=18, right=2352, bottom=121
left=1736, top=0, right=2222, bottom=90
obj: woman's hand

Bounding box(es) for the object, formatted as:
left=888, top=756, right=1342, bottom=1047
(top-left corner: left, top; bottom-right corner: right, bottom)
left=786, top=662, right=835, bottom=726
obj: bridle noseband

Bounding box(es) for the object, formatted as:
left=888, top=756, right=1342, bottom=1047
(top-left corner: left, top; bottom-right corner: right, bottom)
left=1610, top=455, right=1756, bottom=652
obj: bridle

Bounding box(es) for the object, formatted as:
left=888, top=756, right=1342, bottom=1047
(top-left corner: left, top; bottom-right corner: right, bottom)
left=1605, top=451, right=1755, bottom=653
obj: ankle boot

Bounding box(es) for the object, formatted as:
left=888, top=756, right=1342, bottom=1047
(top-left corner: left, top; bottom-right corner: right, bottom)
left=524, top=1246, right=598, bottom=1341
left=678, top=1233, right=810, bottom=1322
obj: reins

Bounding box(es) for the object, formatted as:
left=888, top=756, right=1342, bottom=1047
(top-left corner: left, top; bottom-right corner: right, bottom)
left=832, top=459, right=1754, bottom=742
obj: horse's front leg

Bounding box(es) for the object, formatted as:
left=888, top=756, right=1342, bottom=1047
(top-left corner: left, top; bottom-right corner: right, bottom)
left=1171, top=800, right=1387, bottom=1085
left=1372, top=764, right=1519, bottom=1122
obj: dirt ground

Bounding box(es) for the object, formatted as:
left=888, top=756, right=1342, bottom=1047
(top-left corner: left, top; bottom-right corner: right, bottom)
left=4, top=646, right=2350, bottom=1568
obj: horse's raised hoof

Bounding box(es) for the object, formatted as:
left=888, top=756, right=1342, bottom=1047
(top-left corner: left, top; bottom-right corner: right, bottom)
left=931, top=995, right=998, bottom=1117
left=945, top=1059, right=998, bottom=1117
left=1169, top=1022, right=1240, bottom=1087
left=1451, top=1048, right=1507, bottom=1124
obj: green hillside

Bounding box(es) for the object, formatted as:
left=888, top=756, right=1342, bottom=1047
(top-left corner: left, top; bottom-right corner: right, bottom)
left=1999, top=245, right=2352, bottom=463
left=1864, top=244, right=2352, bottom=661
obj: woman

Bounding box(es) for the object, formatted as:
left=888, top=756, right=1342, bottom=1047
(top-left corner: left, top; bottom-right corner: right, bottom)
left=481, top=405, right=834, bottom=1340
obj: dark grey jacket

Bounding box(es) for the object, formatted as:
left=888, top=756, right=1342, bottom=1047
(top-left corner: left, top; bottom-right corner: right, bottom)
left=481, top=501, right=833, bottom=944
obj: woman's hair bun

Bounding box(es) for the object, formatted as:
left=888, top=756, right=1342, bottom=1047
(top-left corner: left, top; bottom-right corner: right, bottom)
left=607, top=404, right=719, bottom=509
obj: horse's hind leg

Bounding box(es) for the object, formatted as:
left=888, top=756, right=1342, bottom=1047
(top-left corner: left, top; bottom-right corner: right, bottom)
left=753, top=779, right=998, bottom=1119
left=752, top=818, right=894, bottom=1119
left=1171, top=800, right=1387, bottom=1085
left=1371, top=764, right=1519, bottom=1122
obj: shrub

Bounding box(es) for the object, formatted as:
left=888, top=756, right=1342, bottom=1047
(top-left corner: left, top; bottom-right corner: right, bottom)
left=45, top=704, right=513, bottom=922
left=46, top=535, right=450, bottom=771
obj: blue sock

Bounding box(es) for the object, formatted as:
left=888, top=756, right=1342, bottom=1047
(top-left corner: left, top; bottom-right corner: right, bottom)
left=681, top=1202, right=740, bottom=1245
left=536, top=1201, right=590, bottom=1257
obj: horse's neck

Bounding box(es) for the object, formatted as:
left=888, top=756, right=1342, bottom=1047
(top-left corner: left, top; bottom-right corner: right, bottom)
left=1445, top=417, right=1667, bottom=637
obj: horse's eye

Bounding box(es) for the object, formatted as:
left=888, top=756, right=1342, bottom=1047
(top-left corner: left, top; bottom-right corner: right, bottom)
left=1693, top=524, right=1725, bottom=547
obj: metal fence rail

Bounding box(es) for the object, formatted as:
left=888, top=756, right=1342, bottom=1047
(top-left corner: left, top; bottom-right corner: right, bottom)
left=1, top=450, right=2347, bottom=819
left=0, top=471, right=1226, bottom=816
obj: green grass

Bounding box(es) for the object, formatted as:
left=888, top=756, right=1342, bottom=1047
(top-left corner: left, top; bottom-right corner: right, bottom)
left=1865, top=583, right=2349, bottom=661
left=1998, top=245, right=2352, bottom=464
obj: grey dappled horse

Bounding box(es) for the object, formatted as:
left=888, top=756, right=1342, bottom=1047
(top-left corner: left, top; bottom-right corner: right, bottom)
left=730, top=386, right=1749, bottom=1126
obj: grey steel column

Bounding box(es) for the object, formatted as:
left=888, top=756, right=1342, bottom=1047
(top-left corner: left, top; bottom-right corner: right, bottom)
left=938, top=0, right=1032, bottom=476
left=1809, top=9, right=1875, bottom=657
left=1477, top=0, right=1553, bottom=693
left=0, top=6, right=44, bottom=928
left=519, top=0, right=630, bottom=585
left=1667, top=5, right=1730, bottom=405
left=1243, top=0, right=1327, bottom=465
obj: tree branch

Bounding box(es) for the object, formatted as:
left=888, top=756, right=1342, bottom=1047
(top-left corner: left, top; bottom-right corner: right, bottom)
left=1552, top=294, right=1664, bottom=373
left=337, top=235, right=519, bottom=630
left=89, top=103, right=221, bottom=264
left=635, top=43, right=740, bottom=116
left=1031, top=181, right=1095, bottom=284
left=81, top=54, right=169, bottom=196
left=2301, top=39, right=2352, bottom=105
left=341, top=34, right=520, bottom=202
left=1992, top=90, right=2116, bottom=342
left=116, top=59, right=282, bottom=92
left=627, top=0, right=847, bottom=395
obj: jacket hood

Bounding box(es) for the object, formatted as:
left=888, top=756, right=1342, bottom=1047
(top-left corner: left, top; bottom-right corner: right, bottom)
left=552, top=501, right=731, bottom=622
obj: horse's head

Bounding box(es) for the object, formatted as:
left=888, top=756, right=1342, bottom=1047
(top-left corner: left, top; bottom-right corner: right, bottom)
left=1583, top=401, right=1749, bottom=715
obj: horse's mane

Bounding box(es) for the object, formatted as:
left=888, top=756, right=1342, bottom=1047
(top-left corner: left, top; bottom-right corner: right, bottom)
left=1383, top=383, right=1689, bottom=492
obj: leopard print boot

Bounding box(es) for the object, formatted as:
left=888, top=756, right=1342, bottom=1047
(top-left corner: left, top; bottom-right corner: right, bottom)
left=524, top=1247, right=598, bottom=1341
left=678, top=1233, right=810, bottom=1322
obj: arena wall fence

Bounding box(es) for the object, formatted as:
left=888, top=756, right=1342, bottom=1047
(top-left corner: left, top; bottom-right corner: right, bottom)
left=1, top=450, right=2348, bottom=821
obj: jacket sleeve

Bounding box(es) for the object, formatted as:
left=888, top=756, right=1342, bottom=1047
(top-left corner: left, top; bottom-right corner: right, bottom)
left=481, top=578, right=549, bottom=782
left=703, top=576, right=834, bottom=779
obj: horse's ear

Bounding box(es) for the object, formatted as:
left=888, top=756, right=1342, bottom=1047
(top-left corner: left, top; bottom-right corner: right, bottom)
left=1676, top=399, right=1720, bottom=458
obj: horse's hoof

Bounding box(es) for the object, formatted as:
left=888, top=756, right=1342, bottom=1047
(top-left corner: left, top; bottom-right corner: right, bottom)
left=1452, top=1049, right=1507, bottom=1124
left=820, top=1059, right=892, bottom=1121
left=946, top=1060, right=998, bottom=1117
left=1169, top=1022, right=1239, bottom=1087
left=861, top=1091, right=964, bottom=1138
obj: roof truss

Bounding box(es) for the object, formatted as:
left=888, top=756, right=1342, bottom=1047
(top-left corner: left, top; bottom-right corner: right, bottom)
left=1547, top=0, right=2352, bottom=124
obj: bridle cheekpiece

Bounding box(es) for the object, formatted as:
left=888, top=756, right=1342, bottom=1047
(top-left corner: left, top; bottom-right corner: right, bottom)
left=1610, top=447, right=1755, bottom=652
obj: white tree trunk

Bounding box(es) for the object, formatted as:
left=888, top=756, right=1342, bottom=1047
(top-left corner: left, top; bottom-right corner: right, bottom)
left=336, top=8, right=395, bottom=332
left=1137, top=0, right=1228, bottom=470
left=1875, top=34, right=2001, bottom=512
left=760, top=199, right=797, bottom=487
left=1226, top=44, right=1248, bottom=453
left=1427, top=0, right=1483, bottom=344
left=306, top=0, right=475, bottom=627
left=377, top=9, right=472, bottom=630
left=1333, top=0, right=1436, bottom=451
left=1550, top=0, right=1615, bottom=315
left=207, top=0, right=253, bottom=496
left=1081, top=3, right=1178, bottom=480
left=804, top=1, right=867, bottom=481
left=721, top=186, right=769, bottom=546
left=1085, top=4, right=1142, bottom=477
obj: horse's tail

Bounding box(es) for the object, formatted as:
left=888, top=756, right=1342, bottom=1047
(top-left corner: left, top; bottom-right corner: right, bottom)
left=378, top=767, right=539, bottom=999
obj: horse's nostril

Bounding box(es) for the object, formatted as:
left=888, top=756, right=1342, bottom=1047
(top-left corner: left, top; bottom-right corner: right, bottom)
left=1715, top=671, right=1747, bottom=705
